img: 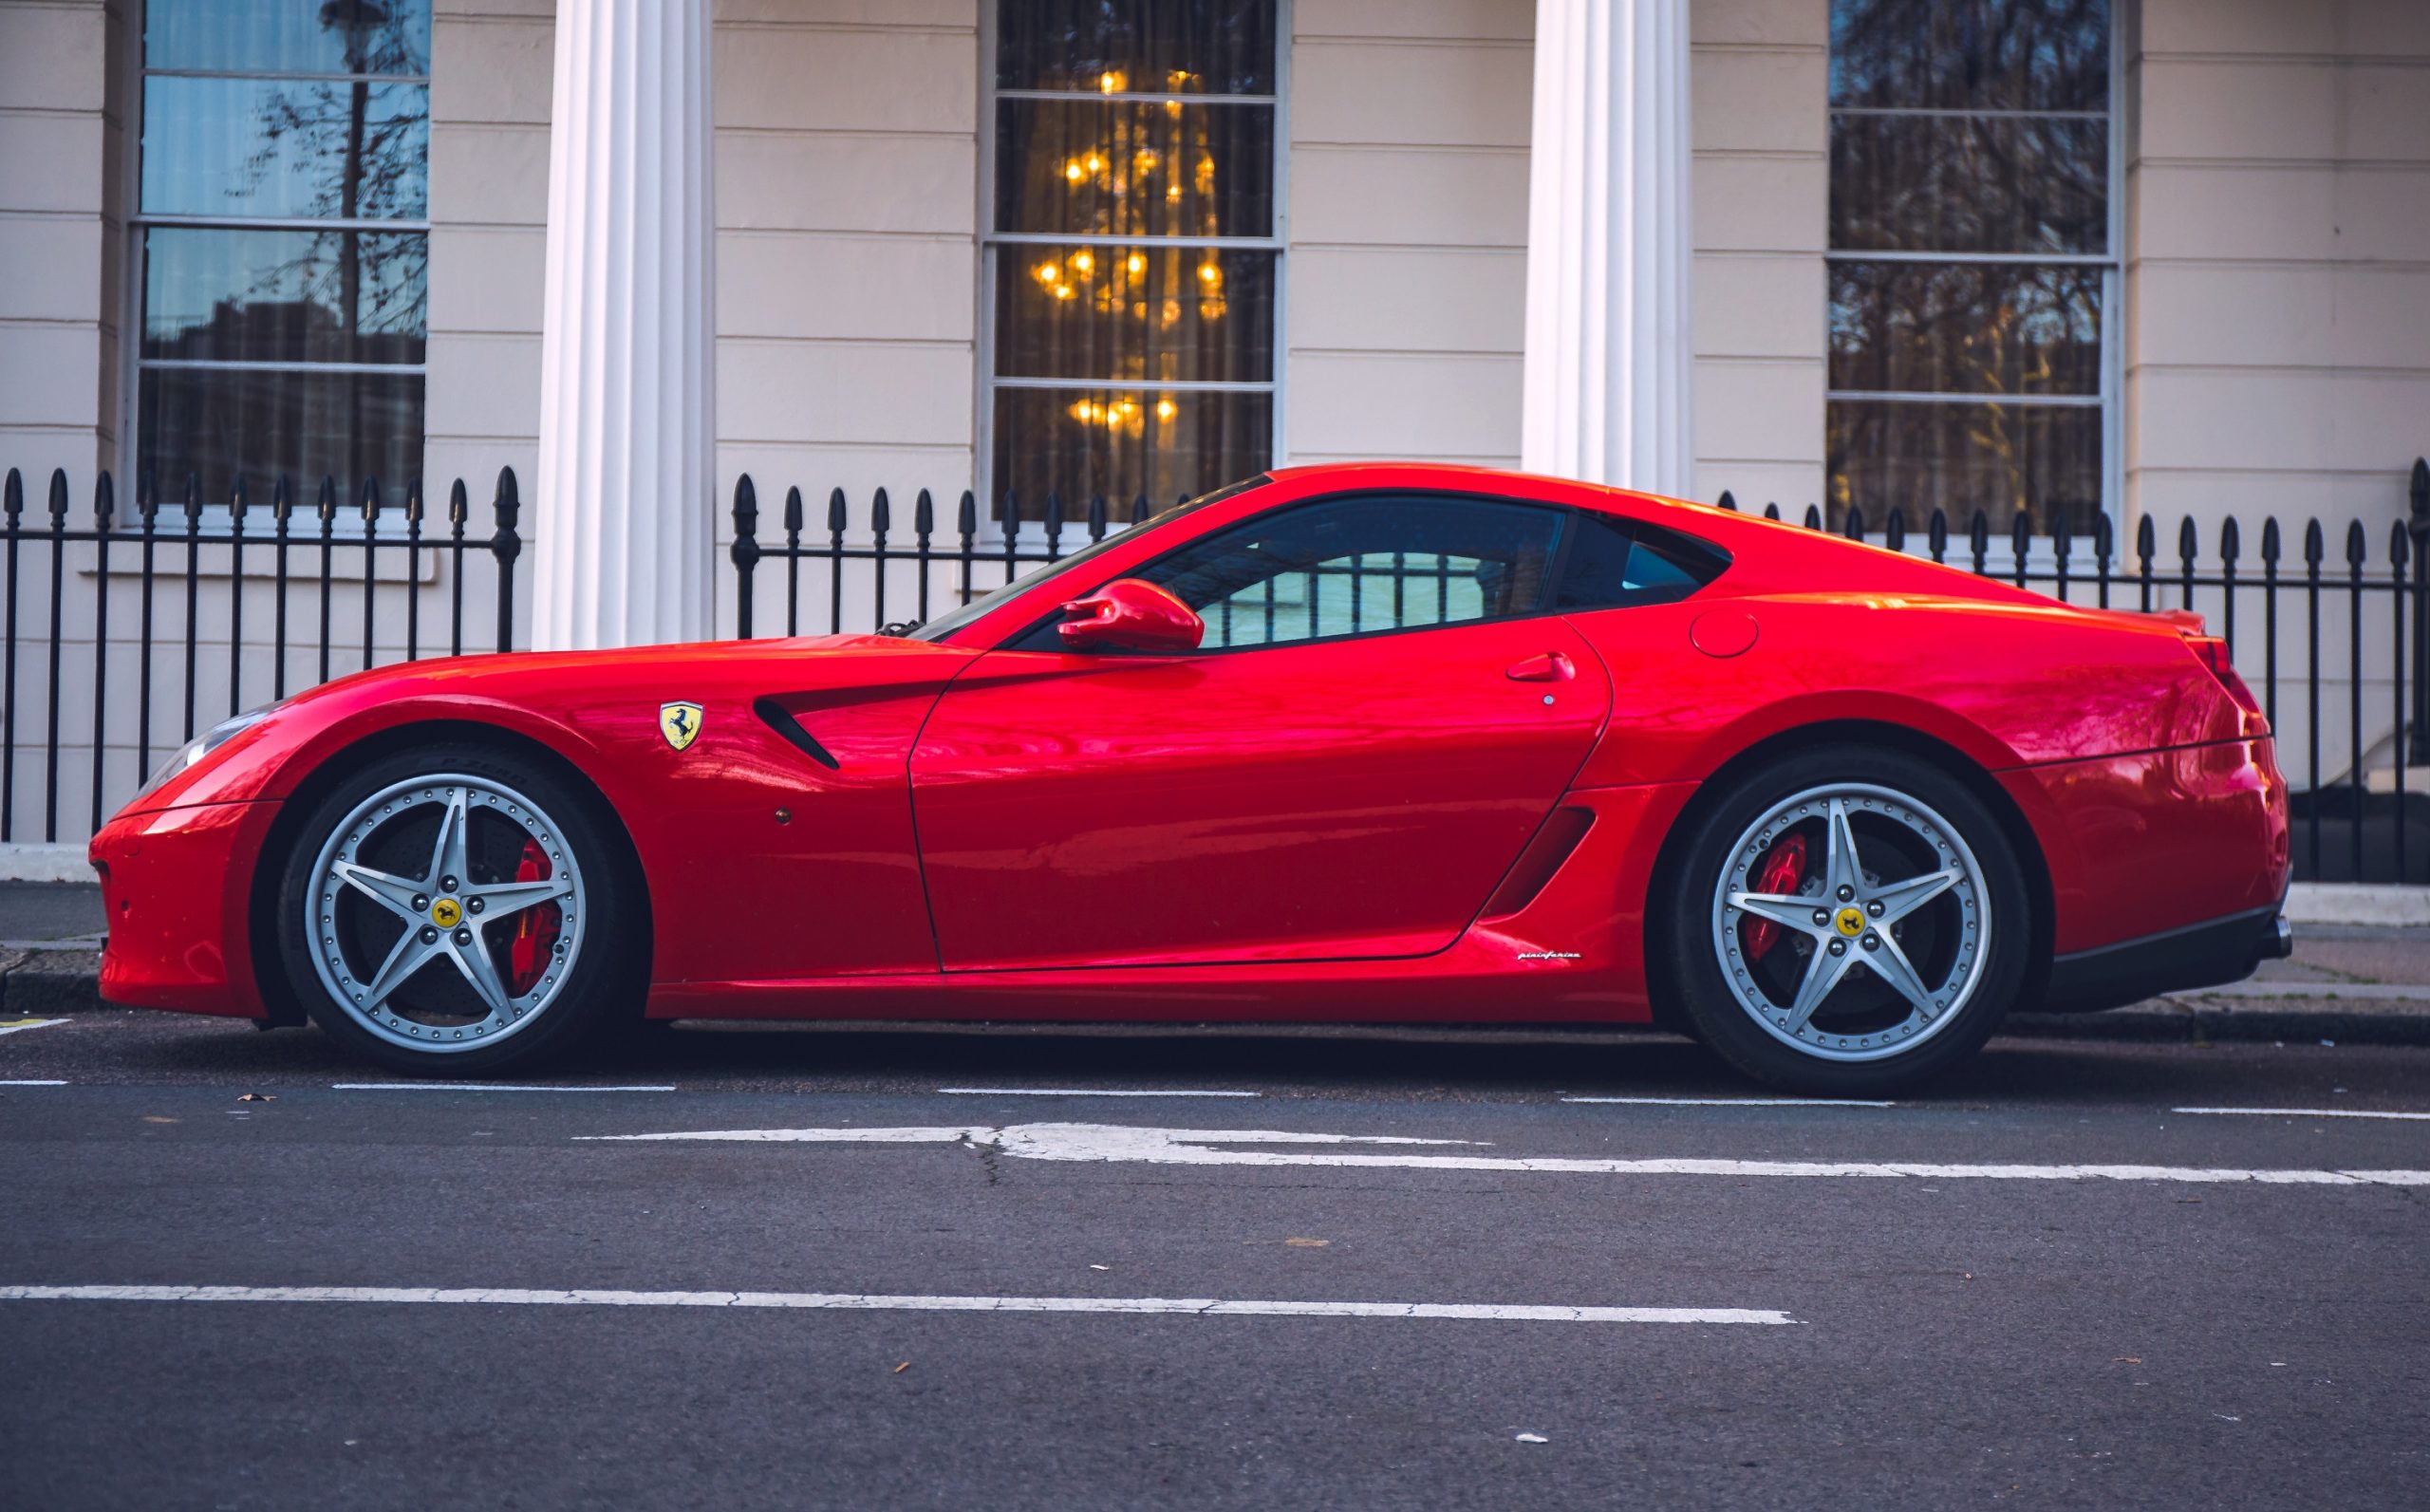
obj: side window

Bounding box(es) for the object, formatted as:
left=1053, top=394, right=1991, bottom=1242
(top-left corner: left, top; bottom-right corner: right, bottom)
left=1552, top=513, right=1726, bottom=611
left=1136, top=494, right=1564, bottom=649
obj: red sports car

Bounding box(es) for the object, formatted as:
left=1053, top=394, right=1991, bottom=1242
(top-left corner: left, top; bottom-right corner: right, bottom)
left=90, top=462, right=2291, bottom=1092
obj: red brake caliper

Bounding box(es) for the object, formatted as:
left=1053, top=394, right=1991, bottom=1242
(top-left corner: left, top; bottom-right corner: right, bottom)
left=1740, top=831, right=1808, bottom=961
left=507, top=837, right=561, bottom=998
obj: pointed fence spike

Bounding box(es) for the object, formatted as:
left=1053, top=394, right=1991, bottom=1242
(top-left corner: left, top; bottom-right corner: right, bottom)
left=1717, top=490, right=1737, bottom=513
left=783, top=485, right=804, bottom=534
left=958, top=491, right=979, bottom=536
left=447, top=477, right=468, bottom=526
left=915, top=488, right=934, bottom=535
left=227, top=474, right=247, bottom=523
left=871, top=486, right=891, bottom=535
left=94, top=470, right=114, bottom=528
left=826, top=486, right=848, bottom=535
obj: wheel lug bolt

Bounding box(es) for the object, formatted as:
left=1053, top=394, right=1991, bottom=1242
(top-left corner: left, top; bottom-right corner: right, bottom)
left=419, top=926, right=438, bottom=943
left=1836, top=885, right=1855, bottom=902
left=1828, top=940, right=1848, bottom=957
left=1867, top=900, right=1884, bottom=917
left=412, top=894, right=430, bottom=911
left=467, top=897, right=484, bottom=914
left=1861, top=933, right=1879, bottom=951
left=1811, top=909, right=1830, bottom=926
left=453, top=928, right=473, bottom=946
left=439, top=875, right=458, bottom=893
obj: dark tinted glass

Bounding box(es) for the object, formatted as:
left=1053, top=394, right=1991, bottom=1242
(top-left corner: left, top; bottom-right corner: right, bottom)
left=146, top=0, right=431, bottom=76
left=141, top=77, right=429, bottom=219
left=1827, top=399, right=2102, bottom=532
left=137, top=367, right=424, bottom=502
left=1552, top=513, right=1715, bottom=610
left=996, top=99, right=1273, bottom=238
left=1829, top=260, right=2100, bottom=396
left=997, top=245, right=1273, bottom=382
left=992, top=387, right=1271, bottom=519
left=1830, top=0, right=2107, bottom=111
left=1136, top=495, right=1563, bottom=648
left=143, top=227, right=426, bottom=364
left=998, top=0, right=1275, bottom=94
left=1829, top=114, right=2104, bottom=254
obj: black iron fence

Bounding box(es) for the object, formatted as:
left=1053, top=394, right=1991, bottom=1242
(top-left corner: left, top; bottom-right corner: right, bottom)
left=0, top=466, right=523, bottom=844
left=8, top=459, right=2430, bottom=884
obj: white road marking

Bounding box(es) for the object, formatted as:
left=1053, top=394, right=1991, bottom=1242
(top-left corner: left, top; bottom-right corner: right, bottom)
left=0, top=1283, right=1790, bottom=1326
left=0, top=1017, right=67, bottom=1036
left=331, top=1083, right=677, bottom=1092
left=1562, top=1096, right=1894, bottom=1108
left=0, top=1079, right=67, bottom=1086
left=938, top=1087, right=1262, bottom=1098
left=581, top=1120, right=2430, bottom=1187
left=2175, top=1107, right=2430, bottom=1123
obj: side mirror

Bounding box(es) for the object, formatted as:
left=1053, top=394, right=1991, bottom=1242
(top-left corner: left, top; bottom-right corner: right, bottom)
left=1056, top=578, right=1205, bottom=653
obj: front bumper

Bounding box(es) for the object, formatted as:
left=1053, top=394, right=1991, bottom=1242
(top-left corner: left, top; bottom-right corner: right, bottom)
left=89, top=799, right=279, bottom=1017
left=2039, top=902, right=2291, bottom=1015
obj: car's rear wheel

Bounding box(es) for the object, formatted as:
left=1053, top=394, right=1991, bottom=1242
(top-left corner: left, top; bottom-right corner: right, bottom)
left=273, top=743, right=644, bottom=1074
left=1660, top=744, right=2033, bottom=1094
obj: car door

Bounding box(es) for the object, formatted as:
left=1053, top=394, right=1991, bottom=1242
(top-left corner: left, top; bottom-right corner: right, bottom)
left=909, top=492, right=1616, bottom=972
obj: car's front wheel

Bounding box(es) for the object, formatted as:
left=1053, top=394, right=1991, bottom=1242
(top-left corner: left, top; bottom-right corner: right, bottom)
left=1660, top=744, right=2034, bottom=1094
left=273, top=743, right=644, bottom=1074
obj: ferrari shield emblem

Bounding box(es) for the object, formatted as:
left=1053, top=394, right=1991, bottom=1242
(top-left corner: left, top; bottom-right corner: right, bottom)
left=659, top=701, right=704, bottom=752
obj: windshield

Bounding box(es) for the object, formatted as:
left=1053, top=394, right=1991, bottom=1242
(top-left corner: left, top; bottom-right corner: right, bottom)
left=902, top=475, right=1272, bottom=643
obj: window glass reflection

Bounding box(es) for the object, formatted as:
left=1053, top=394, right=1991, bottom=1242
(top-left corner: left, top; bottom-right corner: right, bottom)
left=991, top=388, right=1272, bottom=516
left=998, top=0, right=1274, bottom=95
left=144, top=227, right=426, bottom=364
left=145, top=0, right=430, bottom=76
left=142, top=78, right=429, bottom=221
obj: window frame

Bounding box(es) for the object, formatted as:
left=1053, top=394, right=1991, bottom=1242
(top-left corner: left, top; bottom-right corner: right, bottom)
left=1821, top=0, right=2125, bottom=536
left=1000, top=490, right=1726, bottom=657
left=974, top=0, right=1291, bottom=540
left=120, top=0, right=433, bottom=528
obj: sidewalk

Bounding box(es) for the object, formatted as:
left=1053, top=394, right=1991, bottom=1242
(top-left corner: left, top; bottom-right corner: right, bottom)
left=7, top=881, right=2429, bottom=1044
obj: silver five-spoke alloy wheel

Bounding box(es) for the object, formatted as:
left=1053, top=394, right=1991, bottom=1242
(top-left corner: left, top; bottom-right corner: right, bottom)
left=304, top=773, right=589, bottom=1053
left=1710, top=782, right=1991, bottom=1063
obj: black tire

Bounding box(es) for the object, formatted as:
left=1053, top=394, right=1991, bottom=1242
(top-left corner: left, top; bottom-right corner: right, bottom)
left=272, top=741, right=645, bottom=1076
left=1656, top=742, right=2034, bottom=1095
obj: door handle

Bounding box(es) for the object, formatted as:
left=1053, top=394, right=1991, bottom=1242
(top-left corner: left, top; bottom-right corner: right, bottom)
left=1505, top=652, right=1575, bottom=682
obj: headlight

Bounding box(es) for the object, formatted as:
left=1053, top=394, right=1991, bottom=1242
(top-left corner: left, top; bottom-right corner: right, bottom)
left=134, top=704, right=280, bottom=802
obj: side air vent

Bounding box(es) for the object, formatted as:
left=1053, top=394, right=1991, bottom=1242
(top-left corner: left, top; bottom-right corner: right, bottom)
left=1480, top=807, right=1596, bottom=919
left=754, top=698, right=841, bottom=770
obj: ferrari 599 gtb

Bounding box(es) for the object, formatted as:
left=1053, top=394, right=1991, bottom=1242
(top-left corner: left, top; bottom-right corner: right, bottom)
left=91, top=463, right=2290, bottom=1092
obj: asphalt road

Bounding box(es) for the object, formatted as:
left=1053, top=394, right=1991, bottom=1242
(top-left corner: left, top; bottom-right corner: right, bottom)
left=4, top=1012, right=2426, bottom=1509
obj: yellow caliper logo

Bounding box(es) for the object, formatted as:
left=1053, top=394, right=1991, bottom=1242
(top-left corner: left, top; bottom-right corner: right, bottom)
left=660, top=701, right=704, bottom=752
left=1835, top=905, right=1865, bottom=938
left=430, top=898, right=463, bottom=928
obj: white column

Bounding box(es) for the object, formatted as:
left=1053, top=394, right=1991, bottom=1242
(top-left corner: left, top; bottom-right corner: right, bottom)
left=1521, top=0, right=1695, bottom=497
left=533, top=0, right=716, bottom=649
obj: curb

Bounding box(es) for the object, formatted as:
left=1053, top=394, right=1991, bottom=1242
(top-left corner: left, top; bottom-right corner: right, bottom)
left=7, top=953, right=2429, bottom=1047
left=0, top=949, right=103, bottom=1015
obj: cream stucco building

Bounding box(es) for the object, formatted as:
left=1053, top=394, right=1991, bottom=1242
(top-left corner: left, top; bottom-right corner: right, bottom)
left=0, top=0, right=2425, bottom=843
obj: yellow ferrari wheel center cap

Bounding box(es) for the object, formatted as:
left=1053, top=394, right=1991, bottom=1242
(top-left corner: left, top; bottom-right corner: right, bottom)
left=1834, top=905, right=1865, bottom=938
left=430, top=898, right=462, bottom=928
